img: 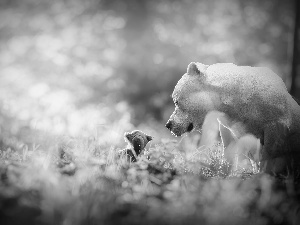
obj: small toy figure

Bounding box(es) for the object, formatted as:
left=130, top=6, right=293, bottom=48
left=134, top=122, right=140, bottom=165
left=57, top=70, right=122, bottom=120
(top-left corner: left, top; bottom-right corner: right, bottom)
left=119, top=130, right=153, bottom=162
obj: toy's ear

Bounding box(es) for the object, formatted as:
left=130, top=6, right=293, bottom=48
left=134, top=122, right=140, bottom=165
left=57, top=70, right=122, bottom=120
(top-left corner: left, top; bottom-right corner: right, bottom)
left=146, top=135, right=153, bottom=142
left=187, top=62, right=208, bottom=76
left=124, top=132, right=132, bottom=142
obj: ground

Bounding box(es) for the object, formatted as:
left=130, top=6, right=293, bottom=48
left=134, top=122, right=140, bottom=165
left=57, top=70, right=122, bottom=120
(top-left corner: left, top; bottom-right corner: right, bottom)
left=0, top=134, right=300, bottom=225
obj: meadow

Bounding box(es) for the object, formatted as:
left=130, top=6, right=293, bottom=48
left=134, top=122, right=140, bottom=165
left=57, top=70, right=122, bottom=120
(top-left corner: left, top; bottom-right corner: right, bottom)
left=1, top=131, right=300, bottom=225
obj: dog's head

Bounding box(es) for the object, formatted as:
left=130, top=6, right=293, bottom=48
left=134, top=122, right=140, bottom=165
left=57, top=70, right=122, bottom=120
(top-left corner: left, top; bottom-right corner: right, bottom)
left=166, top=62, right=218, bottom=136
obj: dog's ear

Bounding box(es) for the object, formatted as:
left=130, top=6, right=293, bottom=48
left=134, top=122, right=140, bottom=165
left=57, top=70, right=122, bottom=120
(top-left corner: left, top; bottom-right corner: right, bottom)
left=187, top=62, right=208, bottom=77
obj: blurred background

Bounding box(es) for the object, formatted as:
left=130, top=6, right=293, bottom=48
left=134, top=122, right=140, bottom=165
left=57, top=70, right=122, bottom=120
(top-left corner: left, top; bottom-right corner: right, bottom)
left=0, top=0, right=299, bottom=150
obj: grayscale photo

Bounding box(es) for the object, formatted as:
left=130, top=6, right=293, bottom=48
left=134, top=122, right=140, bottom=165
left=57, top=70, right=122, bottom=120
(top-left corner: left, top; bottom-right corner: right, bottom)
left=0, top=0, right=299, bottom=224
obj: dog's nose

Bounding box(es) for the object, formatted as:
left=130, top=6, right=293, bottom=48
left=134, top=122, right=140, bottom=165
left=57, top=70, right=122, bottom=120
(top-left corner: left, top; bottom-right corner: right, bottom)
left=165, top=120, right=173, bottom=130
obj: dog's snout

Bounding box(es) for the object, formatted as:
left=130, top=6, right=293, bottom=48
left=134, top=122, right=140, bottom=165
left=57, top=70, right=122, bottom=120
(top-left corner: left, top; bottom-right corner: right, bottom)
left=165, top=120, right=173, bottom=130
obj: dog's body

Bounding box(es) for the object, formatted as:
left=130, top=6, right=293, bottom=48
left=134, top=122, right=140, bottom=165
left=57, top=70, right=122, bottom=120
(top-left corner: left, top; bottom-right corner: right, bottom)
left=166, top=62, right=300, bottom=175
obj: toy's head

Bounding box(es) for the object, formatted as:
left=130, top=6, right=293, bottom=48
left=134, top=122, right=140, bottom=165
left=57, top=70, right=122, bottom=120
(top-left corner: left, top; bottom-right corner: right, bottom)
left=124, top=130, right=153, bottom=155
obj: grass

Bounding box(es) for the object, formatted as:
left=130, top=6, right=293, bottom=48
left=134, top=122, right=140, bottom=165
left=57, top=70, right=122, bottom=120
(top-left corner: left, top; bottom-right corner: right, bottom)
left=0, top=134, right=300, bottom=225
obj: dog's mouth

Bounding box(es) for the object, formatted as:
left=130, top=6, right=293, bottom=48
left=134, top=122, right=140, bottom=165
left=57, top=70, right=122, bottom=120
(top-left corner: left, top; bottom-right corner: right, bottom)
left=187, top=123, right=194, bottom=132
